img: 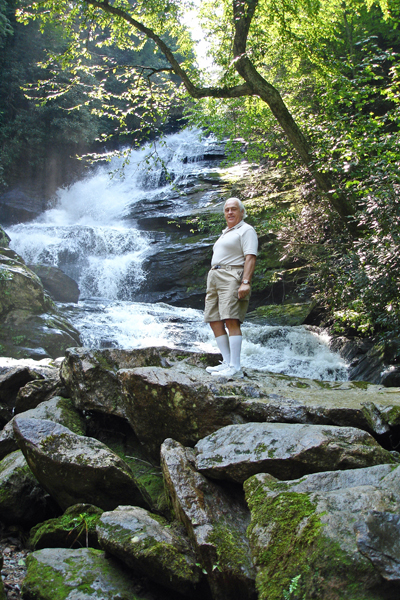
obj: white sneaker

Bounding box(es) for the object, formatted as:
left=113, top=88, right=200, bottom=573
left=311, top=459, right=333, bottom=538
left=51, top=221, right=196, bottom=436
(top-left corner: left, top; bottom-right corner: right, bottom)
left=211, top=365, right=244, bottom=379
left=206, top=361, right=230, bottom=374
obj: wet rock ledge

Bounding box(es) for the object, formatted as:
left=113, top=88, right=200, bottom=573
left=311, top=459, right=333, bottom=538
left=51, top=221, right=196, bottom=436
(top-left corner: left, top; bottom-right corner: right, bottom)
left=1, top=347, right=400, bottom=600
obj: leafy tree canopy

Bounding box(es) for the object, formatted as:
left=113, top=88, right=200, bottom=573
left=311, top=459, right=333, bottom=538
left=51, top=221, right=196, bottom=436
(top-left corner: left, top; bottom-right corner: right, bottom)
left=16, top=0, right=397, bottom=222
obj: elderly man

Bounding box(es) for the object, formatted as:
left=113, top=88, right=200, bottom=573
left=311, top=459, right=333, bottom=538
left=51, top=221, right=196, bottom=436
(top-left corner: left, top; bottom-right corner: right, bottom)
left=204, top=197, right=258, bottom=378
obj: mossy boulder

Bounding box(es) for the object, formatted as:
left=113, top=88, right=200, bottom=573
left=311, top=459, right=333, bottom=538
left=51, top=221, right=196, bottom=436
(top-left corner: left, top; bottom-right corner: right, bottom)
left=97, top=505, right=203, bottom=595
left=244, top=465, right=400, bottom=599
left=194, top=422, right=397, bottom=483
left=29, top=504, right=103, bottom=550
left=161, top=438, right=256, bottom=600
left=13, top=417, right=148, bottom=511
left=247, top=301, right=315, bottom=326
left=0, top=396, right=86, bottom=460
left=21, top=547, right=151, bottom=600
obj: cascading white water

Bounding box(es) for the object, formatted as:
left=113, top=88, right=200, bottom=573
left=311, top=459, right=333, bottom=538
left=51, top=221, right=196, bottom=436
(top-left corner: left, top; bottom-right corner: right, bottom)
left=6, top=128, right=349, bottom=381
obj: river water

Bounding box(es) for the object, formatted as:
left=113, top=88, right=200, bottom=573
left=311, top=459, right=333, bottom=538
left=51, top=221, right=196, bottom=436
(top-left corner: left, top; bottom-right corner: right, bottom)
left=6, top=129, right=348, bottom=381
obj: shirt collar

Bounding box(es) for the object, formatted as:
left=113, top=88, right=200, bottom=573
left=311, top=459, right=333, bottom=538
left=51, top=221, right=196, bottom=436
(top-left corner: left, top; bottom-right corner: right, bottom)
left=222, top=219, right=245, bottom=234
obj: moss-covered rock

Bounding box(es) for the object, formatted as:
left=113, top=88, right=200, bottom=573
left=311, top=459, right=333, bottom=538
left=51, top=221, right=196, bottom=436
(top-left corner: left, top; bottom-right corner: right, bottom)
left=21, top=547, right=150, bottom=599
left=97, top=505, right=203, bottom=595
left=244, top=467, right=400, bottom=599
left=0, top=228, right=10, bottom=247
left=161, top=438, right=256, bottom=600
left=0, top=396, right=86, bottom=460
left=13, top=417, right=148, bottom=512
left=247, top=301, right=315, bottom=326
left=194, top=422, right=397, bottom=483
left=29, top=504, right=103, bottom=550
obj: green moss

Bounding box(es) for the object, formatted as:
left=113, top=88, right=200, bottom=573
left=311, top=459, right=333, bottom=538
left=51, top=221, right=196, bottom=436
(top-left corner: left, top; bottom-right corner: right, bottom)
left=29, top=508, right=102, bottom=550
left=23, top=548, right=147, bottom=599
left=245, top=476, right=378, bottom=600
left=106, top=441, right=169, bottom=515
left=349, top=380, right=370, bottom=390
left=206, top=519, right=252, bottom=576
left=22, top=555, right=69, bottom=600
left=247, top=302, right=313, bottom=325
left=381, top=405, right=400, bottom=426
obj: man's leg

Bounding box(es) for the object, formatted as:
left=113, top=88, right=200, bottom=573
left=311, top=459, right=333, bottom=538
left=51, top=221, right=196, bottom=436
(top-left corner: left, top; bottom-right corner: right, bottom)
left=225, top=319, right=242, bottom=370
left=208, top=320, right=230, bottom=365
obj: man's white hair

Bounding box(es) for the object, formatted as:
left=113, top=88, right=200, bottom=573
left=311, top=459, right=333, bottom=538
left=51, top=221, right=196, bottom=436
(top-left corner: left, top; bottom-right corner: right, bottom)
left=224, top=197, right=247, bottom=219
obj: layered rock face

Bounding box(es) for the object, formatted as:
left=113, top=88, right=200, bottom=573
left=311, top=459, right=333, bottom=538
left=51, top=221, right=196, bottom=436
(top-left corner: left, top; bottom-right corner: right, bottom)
left=0, top=347, right=400, bottom=599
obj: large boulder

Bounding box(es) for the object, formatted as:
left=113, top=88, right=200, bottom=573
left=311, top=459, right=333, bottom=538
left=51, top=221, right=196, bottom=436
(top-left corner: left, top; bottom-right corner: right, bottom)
left=119, top=366, right=241, bottom=461
left=138, top=240, right=211, bottom=308
left=194, top=422, right=397, bottom=483
left=60, top=346, right=221, bottom=427
left=244, top=464, right=400, bottom=599
left=161, top=438, right=256, bottom=600
left=0, top=189, right=44, bottom=225
left=355, top=511, right=400, bottom=582
left=14, top=373, right=63, bottom=414
left=97, top=505, right=203, bottom=595
left=21, top=547, right=151, bottom=600
left=59, top=348, right=400, bottom=460
left=0, top=248, right=81, bottom=359
left=13, top=417, right=148, bottom=511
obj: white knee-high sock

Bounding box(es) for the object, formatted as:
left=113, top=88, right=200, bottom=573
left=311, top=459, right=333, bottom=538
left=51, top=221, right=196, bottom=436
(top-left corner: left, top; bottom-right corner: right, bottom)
left=229, top=335, right=242, bottom=369
left=216, top=334, right=230, bottom=364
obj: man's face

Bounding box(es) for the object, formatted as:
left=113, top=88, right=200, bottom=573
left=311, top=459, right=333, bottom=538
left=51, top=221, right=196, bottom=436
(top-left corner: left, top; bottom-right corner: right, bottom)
left=224, top=200, right=243, bottom=228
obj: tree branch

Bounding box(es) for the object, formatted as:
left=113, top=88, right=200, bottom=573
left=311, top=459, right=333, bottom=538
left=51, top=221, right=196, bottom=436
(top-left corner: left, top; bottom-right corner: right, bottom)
left=82, top=0, right=254, bottom=98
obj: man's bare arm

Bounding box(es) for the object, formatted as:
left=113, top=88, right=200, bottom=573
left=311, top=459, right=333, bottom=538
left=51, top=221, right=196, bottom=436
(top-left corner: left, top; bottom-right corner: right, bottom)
left=238, top=254, right=257, bottom=299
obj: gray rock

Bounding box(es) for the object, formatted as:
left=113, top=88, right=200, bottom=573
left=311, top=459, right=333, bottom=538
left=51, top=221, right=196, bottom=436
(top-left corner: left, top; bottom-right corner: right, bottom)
left=13, top=417, right=147, bottom=511
left=60, top=347, right=130, bottom=419
left=15, top=374, right=62, bottom=414
left=161, top=438, right=256, bottom=600
left=59, top=348, right=400, bottom=459
left=355, top=511, right=400, bottom=582
left=21, top=547, right=152, bottom=600
left=119, top=366, right=240, bottom=461
left=244, top=465, right=400, bottom=599
left=97, top=505, right=203, bottom=595
left=0, top=396, right=86, bottom=460
left=194, top=422, right=397, bottom=483
left=0, top=450, right=55, bottom=527
left=29, top=263, right=80, bottom=303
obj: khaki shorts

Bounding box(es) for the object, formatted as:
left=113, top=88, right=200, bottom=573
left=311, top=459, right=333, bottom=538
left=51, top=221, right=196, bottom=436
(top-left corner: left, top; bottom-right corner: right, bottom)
left=204, top=267, right=250, bottom=323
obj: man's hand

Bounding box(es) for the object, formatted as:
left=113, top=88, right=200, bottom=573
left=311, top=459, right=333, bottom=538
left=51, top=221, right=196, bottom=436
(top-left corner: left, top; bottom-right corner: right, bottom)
left=238, top=282, right=251, bottom=299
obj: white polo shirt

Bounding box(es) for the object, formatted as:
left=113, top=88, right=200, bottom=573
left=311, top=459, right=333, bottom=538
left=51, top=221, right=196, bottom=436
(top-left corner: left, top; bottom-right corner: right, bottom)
left=211, top=220, right=258, bottom=267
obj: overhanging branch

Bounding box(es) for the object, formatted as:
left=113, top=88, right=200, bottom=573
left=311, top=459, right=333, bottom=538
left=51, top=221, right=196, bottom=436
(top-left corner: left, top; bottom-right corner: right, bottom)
left=82, top=0, right=254, bottom=99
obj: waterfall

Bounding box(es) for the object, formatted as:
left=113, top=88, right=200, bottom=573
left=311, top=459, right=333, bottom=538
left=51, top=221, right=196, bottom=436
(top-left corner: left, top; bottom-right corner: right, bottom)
left=6, top=128, right=349, bottom=381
